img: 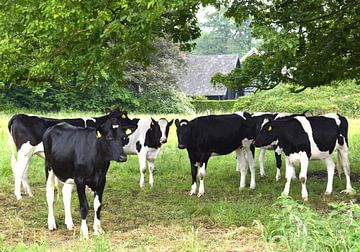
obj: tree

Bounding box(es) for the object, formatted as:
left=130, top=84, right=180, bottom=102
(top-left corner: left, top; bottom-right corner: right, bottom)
left=192, top=10, right=253, bottom=55
left=0, top=0, right=202, bottom=87
left=212, top=0, right=360, bottom=91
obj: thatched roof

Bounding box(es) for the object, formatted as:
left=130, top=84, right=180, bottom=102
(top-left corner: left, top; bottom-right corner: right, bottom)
left=177, top=54, right=240, bottom=96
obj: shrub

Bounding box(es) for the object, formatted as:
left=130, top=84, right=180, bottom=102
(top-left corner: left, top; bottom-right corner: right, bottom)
left=233, top=80, right=360, bottom=117
left=263, top=196, right=360, bottom=251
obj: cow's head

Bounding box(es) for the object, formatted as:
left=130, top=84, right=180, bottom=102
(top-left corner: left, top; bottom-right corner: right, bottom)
left=106, top=108, right=138, bottom=134
left=253, top=119, right=278, bottom=148
left=175, top=119, right=191, bottom=149
left=96, top=117, right=132, bottom=162
left=157, top=118, right=173, bottom=144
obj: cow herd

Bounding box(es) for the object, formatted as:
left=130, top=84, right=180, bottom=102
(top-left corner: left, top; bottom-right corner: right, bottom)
left=7, top=110, right=355, bottom=238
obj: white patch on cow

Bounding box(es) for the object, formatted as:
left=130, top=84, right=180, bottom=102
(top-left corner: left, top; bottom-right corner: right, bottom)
left=322, top=113, right=341, bottom=126
left=275, top=146, right=283, bottom=155
left=294, top=116, right=330, bottom=160
left=62, top=183, right=74, bottom=230
left=46, top=170, right=57, bottom=230
left=197, top=164, right=206, bottom=197
left=112, top=124, right=119, bottom=129
left=26, top=114, right=39, bottom=118
left=211, top=152, right=219, bottom=156
left=236, top=148, right=247, bottom=188
left=234, top=111, right=247, bottom=119
left=259, top=148, right=266, bottom=177
left=180, top=121, right=188, bottom=126
left=190, top=182, right=197, bottom=195
left=158, top=118, right=168, bottom=143
left=275, top=168, right=281, bottom=181
left=93, top=195, right=102, bottom=235
left=274, top=113, right=290, bottom=119
left=81, top=117, right=96, bottom=128
left=260, top=119, right=269, bottom=130
left=81, top=219, right=89, bottom=239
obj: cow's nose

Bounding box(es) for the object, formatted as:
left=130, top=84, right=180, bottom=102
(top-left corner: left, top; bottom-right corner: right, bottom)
left=118, top=155, right=127, bottom=162
left=160, top=137, right=167, bottom=144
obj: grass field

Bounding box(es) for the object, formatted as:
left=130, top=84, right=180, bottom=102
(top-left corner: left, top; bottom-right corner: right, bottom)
left=0, top=112, right=359, bottom=251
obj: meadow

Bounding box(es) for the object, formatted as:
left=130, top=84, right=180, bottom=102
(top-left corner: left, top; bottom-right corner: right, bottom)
left=0, top=112, right=359, bottom=251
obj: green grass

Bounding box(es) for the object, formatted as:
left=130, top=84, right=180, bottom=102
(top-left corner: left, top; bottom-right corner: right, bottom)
left=0, top=112, right=359, bottom=251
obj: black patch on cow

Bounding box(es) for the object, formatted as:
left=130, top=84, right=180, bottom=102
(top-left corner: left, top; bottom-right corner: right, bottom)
left=144, top=121, right=162, bottom=149
left=136, top=141, right=142, bottom=152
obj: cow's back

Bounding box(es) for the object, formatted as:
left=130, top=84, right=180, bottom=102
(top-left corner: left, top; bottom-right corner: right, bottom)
left=189, top=114, right=248, bottom=154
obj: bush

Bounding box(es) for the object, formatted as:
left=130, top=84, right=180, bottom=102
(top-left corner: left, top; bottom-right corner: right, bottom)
left=233, top=80, right=360, bottom=117
left=191, top=100, right=237, bottom=113
left=263, top=196, right=360, bottom=251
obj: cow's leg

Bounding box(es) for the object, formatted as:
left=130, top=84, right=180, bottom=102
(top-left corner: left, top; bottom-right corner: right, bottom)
left=323, top=156, right=335, bottom=195
left=189, top=156, right=198, bottom=195
left=75, top=178, right=89, bottom=239
left=14, top=143, right=34, bottom=200
left=283, top=158, right=295, bottom=197
left=247, top=145, right=256, bottom=189
left=299, top=154, right=309, bottom=201
left=337, top=145, right=353, bottom=193
left=138, top=152, right=147, bottom=188
left=236, top=148, right=247, bottom=189
left=62, top=183, right=74, bottom=230
left=275, top=151, right=282, bottom=181
left=197, top=162, right=207, bottom=197
left=93, top=188, right=104, bottom=235
left=259, top=148, right=266, bottom=177
left=46, top=170, right=57, bottom=230
left=148, top=160, right=155, bottom=187
left=21, top=162, right=33, bottom=197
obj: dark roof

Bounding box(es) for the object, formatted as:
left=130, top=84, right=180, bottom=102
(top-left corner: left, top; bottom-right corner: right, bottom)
left=177, top=54, right=240, bottom=96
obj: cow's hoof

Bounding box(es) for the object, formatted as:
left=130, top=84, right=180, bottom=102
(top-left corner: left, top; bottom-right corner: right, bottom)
left=94, top=227, right=104, bottom=236
left=341, top=189, right=355, bottom=195
left=65, top=220, right=74, bottom=230
left=302, top=197, right=308, bottom=202
left=239, top=186, right=245, bottom=191
left=189, top=190, right=196, bottom=196
left=324, top=191, right=332, bottom=196
left=15, top=194, right=22, bottom=200
left=197, top=192, right=204, bottom=197
left=48, top=221, right=57, bottom=231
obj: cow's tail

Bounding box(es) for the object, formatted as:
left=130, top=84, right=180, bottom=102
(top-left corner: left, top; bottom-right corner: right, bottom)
left=8, top=125, right=17, bottom=175
left=336, top=114, right=350, bottom=178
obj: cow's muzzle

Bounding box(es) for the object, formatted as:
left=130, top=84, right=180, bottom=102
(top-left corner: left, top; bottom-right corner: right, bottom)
left=178, top=144, right=186, bottom=149
left=118, top=155, right=127, bottom=162
left=160, top=137, right=167, bottom=144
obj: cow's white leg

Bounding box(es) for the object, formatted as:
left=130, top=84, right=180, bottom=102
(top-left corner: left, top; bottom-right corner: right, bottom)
left=148, top=160, right=155, bottom=187
left=93, top=194, right=103, bottom=235
left=283, top=158, right=295, bottom=197
left=324, top=156, right=335, bottom=195
left=14, top=143, right=34, bottom=200
left=236, top=148, right=247, bottom=189
left=197, top=163, right=206, bottom=197
left=138, top=152, right=147, bottom=188
left=21, top=162, right=33, bottom=197
left=81, top=219, right=89, bottom=239
left=62, top=183, right=74, bottom=230
left=46, top=170, right=56, bottom=230
left=337, top=146, right=353, bottom=193
left=299, top=154, right=309, bottom=201
left=259, top=148, right=266, bottom=177
left=246, top=147, right=256, bottom=189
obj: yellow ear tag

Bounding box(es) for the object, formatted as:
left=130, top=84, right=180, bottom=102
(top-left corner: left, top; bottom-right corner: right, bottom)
left=125, top=129, right=132, bottom=135
left=268, top=125, right=272, bottom=131
left=121, top=114, right=126, bottom=119
left=96, top=131, right=102, bottom=138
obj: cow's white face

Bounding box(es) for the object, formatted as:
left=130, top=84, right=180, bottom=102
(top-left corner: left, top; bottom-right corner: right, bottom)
left=158, top=118, right=173, bottom=144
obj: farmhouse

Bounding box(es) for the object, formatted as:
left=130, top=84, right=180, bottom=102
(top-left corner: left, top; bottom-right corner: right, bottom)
left=177, top=48, right=257, bottom=100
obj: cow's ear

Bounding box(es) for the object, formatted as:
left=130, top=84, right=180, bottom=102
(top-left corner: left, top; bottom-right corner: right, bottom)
left=168, top=119, right=174, bottom=126
left=175, top=119, right=180, bottom=127
left=151, top=118, right=157, bottom=125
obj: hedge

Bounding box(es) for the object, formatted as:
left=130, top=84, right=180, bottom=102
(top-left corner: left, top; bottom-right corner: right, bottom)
left=233, top=81, right=360, bottom=117
left=191, top=100, right=237, bottom=113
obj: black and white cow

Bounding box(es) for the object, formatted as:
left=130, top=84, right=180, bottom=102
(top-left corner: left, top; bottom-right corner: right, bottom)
left=43, top=117, right=131, bottom=238
left=253, top=113, right=353, bottom=201
left=175, top=113, right=256, bottom=197
left=250, top=112, right=291, bottom=181
left=123, top=118, right=173, bottom=188
left=8, top=109, right=136, bottom=200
